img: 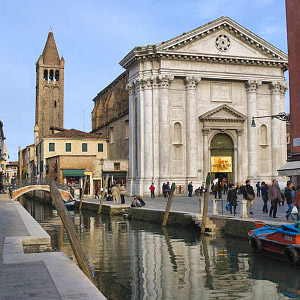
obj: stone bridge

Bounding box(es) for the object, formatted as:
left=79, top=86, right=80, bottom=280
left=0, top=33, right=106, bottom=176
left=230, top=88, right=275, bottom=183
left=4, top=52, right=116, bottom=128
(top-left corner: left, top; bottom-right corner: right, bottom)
left=10, top=179, right=73, bottom=202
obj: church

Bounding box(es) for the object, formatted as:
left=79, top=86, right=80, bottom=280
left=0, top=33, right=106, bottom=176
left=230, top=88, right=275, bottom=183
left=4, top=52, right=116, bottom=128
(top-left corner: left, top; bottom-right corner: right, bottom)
left=92, top=16, right=288, bottom=196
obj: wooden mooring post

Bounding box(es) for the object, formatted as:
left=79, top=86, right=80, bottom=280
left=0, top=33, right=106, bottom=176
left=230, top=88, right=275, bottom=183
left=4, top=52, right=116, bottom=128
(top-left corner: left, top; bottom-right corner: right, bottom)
left=79, top=175, right=87, bottom=210
left=162, top=183, right=176, bottom=227
left=49, top=180, right=94, bottom=283
left=98, top=175, right=109, bottom=214
left=201, top=173, right=211, bottom=235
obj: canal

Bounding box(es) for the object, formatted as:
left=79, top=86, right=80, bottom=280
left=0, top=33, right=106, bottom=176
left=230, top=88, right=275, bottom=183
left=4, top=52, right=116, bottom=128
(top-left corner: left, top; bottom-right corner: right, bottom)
left=21, top=197, right=300, bottom=299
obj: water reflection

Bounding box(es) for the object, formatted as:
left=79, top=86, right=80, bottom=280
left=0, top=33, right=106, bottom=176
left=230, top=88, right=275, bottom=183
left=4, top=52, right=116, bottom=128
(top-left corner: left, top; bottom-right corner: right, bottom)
left=21, top=197, right=300, bottom=300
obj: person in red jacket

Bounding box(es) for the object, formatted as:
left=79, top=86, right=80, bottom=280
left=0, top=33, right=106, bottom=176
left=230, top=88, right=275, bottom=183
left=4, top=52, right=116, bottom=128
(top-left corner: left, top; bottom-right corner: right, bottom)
left=149, top=183, right=155, bottom=199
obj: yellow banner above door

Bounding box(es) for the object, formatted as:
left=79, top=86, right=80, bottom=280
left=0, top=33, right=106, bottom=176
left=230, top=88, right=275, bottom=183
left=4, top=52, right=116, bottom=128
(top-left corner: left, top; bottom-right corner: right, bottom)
left=211, top=156, right=232, bottom=173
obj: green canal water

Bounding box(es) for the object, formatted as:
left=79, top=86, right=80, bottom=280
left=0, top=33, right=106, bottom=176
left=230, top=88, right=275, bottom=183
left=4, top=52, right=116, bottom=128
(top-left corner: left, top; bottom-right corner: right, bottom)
left=22, top=198, right=300, bottom=300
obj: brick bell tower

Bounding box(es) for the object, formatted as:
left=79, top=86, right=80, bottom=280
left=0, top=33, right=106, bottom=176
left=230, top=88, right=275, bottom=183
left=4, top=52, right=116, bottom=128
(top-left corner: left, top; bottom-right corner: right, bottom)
left=35, top=28, right=64, bottom=142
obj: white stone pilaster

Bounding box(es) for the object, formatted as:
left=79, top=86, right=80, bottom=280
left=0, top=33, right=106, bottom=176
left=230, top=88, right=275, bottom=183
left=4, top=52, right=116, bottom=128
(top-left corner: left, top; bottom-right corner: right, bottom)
left=136, top=78, right=145, bottom=194
left=152, top=76, right=160, bottom=190
left=202, top=128, right=209, bottom=184
left=245, top=80, right=261, bottom=180
left=159, top=75, right=173, bottom=181
left=143, top=77, right=153, bottom=191
left=237, top=129, right=243, bottom=182
left=269, top=82, right=286, bottom=178
left=126, top=82, right=135, bottom=196
left=185, top=76, right=201, bottom=180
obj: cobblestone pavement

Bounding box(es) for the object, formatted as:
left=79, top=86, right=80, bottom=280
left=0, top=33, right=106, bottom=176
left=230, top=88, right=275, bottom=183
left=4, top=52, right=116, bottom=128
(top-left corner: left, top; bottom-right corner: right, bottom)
left=0, top=194, right=62, bottom=299
left=84, top=192, right=295, bottom=224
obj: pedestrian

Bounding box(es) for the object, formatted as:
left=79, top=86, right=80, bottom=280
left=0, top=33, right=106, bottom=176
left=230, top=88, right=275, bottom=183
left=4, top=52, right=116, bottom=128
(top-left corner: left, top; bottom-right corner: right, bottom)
left=268, top=179, right=282, bottom=218
left=120, top=184, right=126, bottom=204
left=212, top=183, right=217, bottom=198
left=223, top=180, right=228, bottom=195
left=256, top=181, right=261, bottom=197
left=111, top=184, right=119, bottom=204
left=293, top=186, right=300, bottom=221
left=166, top=182, right=171, bottom=197
left=162, top=183, right=167, bottom=198
left=95, top=185, right=100, bottom=199
left=149, top=183, right=155, bottom=199
left=217, top=179, right=222, bottom=199
left=243, top=180, right=255, bottom=215
left=227, top=183, right=237, bottom=215
left=261, top=181, right=269, bottom=213
left=188, top=182, right=193, bottom=197
left=285, top=181, right=295, bottom=221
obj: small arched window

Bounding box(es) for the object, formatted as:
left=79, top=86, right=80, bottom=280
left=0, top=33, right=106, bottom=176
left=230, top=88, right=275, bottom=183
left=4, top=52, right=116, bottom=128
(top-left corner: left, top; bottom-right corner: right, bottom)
left=54, top=100, right=57, bottom=108
left=49, top=69, right=54, bottom=81
left=260, top=124, right=268, bottom=145
left=174, top=122, right=182, bottom=144
left=43, top=70, right=48, bottom=81
left=55, top=70, right=59, bottom=81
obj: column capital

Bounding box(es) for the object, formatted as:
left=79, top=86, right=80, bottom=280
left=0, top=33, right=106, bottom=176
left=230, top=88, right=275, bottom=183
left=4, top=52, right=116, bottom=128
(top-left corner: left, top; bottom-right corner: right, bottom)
left=143, top=76, right=153, bottom=89
left=126, top=82, right=135, bottom=96
left=152, top=76, right=161, bottom=89
left=185, top=76, right=201, bottom=89
left=269, top=81, right=288, bottom=95
left=245, top=80, right=262, bottom=93
left=158, top=75, right=174, bottom=89
left=237, top=129, right=243, bottom=136
left=134, top=77, right=145, bottom=92
left=202, top=128, right=210, bottom=136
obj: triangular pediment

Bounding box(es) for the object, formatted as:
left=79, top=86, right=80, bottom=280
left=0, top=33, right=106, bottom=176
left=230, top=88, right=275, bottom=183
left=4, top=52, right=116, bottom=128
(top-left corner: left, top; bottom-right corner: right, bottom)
left=156, top=17, right=287, bottom=61
left=199, top=104, right=246, bottom=123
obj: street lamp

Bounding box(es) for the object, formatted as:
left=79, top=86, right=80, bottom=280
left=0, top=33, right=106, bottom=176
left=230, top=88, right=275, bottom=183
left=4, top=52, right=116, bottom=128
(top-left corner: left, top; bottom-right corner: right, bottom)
left=251, top=112, right=290, bottom=127
left=100, top=158, right=104, bottom=189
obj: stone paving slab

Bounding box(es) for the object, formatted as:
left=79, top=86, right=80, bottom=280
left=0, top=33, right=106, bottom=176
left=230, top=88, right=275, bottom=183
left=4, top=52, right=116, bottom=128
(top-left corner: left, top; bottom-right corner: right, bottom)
left=0, top=193, right=106, bottom=299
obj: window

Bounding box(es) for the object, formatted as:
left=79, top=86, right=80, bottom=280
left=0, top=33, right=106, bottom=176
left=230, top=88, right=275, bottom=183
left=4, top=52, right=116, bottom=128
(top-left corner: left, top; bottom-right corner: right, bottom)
left=114, top=162, right=120, bottom=170
left=66, top=143, right=71, bottom=152
left=98, top=143, right=103, bottom=152
left=125, top=120, right=129, bottom=139
left=49, top=69, right=54, bottom=81
left=173, top=122, right=182, bottom=144
left=82, top=143, right=88, bottom=152
left=109, top=127, right=114, bottom=143
left=44, top=70, right=48, bottom=81
left=54, top=100, right=57, bottom=108
left=49, top=143, right=55, bottom=152
left=55, top=70, right=59, bottom=81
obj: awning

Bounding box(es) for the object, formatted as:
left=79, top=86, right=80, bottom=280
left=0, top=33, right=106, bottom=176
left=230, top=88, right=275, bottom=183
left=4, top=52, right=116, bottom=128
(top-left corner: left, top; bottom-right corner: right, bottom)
left=278, top=161, right=300, bottom=176
left=62, top=169, right=85, bottom=177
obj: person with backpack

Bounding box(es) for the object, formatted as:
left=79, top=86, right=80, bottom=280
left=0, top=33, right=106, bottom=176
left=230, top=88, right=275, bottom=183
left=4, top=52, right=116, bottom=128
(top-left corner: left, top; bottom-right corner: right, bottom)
left=227, top=183, right=237, bottom=215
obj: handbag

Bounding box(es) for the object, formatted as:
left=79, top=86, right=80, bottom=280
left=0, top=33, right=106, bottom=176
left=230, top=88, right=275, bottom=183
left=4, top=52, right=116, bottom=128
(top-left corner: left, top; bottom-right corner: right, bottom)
left=226, top=203, right=232, bottom=211
left=247, top=193, right=254, bottom=201
left=292, top=205, right=298, bottom=214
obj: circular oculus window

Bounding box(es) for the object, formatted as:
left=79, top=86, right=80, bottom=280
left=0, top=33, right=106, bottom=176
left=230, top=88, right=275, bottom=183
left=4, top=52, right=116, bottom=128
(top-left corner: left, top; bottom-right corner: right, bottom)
left=215, top=35, right=231, bottom=52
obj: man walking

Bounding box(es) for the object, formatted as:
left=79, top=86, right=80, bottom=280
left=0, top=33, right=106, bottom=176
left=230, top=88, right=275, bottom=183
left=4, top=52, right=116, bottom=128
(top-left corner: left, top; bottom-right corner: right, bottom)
left=261, top=181, right=268, bottom=213
left=243, top=180, right=255, bottom=215
left=188, top=182, right=193, bottom=197
left=268, top=179, right=282, bottom=218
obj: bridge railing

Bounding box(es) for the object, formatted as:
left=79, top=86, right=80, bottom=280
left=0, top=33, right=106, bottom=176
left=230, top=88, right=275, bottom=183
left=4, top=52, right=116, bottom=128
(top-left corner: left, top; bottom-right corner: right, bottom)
left=14, top=178, right=68, bottom=192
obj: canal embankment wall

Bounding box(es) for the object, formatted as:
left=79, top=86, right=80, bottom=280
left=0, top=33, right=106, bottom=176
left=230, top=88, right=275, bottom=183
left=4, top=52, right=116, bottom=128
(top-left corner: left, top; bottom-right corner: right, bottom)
left=1, top=194, right=106, bottom=300
left=75, top=199, right=285, bottom=239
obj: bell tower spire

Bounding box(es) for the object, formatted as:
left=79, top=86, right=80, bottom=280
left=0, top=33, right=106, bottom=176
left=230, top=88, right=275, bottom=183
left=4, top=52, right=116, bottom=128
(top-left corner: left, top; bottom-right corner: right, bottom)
left=35, top=29, right=64, bottom=141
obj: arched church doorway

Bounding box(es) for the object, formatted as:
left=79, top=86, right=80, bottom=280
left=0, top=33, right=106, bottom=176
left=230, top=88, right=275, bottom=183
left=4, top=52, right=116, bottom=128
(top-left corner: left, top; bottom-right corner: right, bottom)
left=210, top=133, right=234, bottom=184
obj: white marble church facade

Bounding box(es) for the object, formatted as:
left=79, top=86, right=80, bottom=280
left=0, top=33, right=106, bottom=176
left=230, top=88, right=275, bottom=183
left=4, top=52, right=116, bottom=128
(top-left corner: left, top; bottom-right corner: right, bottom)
left=120, top=17, right=288, bottom=196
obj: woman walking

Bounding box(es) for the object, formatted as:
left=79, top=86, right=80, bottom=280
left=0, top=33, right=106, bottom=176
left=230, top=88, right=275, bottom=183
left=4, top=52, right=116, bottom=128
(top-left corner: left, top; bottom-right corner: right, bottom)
left=227, top=183, right=237, bottom=215
left=243, top=180, right=255, bottom=215
left=285, top=181, right=295, bottom=221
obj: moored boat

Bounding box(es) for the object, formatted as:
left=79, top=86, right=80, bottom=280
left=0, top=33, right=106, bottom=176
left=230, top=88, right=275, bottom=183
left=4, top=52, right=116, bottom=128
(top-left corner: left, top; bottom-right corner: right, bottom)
left=248, top=221, right=300, bottom=265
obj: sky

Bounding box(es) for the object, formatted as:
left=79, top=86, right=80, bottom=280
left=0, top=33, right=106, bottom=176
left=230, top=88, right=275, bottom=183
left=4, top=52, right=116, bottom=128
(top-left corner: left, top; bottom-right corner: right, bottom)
left=0, top=0, right=288, bottom=161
